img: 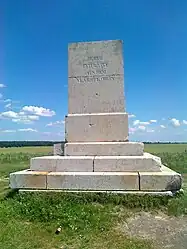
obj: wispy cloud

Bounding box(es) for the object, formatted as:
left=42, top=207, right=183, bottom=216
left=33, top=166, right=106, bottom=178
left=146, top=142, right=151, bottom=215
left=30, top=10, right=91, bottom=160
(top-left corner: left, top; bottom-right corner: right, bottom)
left=138, top=125, right=146, bottom=131
left=183, top=120, right=187, bottom=125
left=160, top=125, right=166, bottom=129
left=1, top=129, right=16, bottom=133
left=129, top=125, right=146, bottom=134
left=149, top=120, right=157, bottom=123
left=147, top=129, right=155, bottom=133
left=128, top=114, right=136, bottom=118
left=133, top=120, right=150, bottom=126
left=46, top=120, right=65, bottom=127
left=0, top=84, right=6, bottom=88
left=18, top=128, right=38, bottom=132
left=5, top=103, right=11, bottom=109
left=0, top=93, right=3, bottom=99
left=4, top=99, right=11, bottom=103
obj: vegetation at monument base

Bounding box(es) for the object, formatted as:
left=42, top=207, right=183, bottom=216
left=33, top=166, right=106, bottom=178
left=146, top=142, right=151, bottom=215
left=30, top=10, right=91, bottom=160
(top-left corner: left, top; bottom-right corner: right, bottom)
left=0, top=145, right=186, bottom=249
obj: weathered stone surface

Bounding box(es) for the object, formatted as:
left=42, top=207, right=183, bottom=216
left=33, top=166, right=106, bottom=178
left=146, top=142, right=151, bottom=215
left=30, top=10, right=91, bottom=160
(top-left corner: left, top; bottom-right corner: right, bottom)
left=65, top=113, right=128, bottom=142
left=9, top=170, right=47, bottom=189
left=30, top=156, right=94, bottom=172
left=53, top=143, right=63, bottom=155
left=139, top=167, right=182, bottom=191
left=47, top=172, right=139, bottom=190
left=68, top=40, right=125, bottom=114
left=94, top=153, right=162, bottom=172
left=64, top=142, right=144, bottom=156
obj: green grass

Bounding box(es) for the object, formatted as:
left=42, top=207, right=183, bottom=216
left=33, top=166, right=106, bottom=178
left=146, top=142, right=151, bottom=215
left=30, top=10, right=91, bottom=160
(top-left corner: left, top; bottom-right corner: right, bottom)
left=0, top=145, right=186, bottom=248
left=145, top=143, right=187, bottom=153
left=0, top=146, right=52, bottom=154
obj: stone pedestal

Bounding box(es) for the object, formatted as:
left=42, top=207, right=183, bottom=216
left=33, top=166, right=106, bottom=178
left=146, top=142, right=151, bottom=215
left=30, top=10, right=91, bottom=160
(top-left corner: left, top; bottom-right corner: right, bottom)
left=9, top=40, right=182, bottom=195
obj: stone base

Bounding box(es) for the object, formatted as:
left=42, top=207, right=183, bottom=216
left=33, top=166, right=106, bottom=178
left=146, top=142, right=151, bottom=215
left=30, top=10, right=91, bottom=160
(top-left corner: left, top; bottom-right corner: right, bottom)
left=30, top=153, right=162, bottom=172
left=53, top=143, right=64, bottom=156
left=64, top=142, right=144, bottom=156
left=10, top=166, right=182, bottom=193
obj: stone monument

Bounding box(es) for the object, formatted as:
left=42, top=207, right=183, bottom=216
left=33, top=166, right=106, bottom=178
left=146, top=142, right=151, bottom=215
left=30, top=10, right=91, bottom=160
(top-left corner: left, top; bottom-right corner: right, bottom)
left=10, top=40, right=182, bottom=195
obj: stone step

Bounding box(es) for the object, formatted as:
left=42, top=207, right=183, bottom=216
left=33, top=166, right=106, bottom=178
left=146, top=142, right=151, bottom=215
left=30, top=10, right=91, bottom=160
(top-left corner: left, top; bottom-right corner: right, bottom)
left=65, top=112, right=128, bottom=142
left=10, top=166, right=182, bottom=192
left=139, top=166, right=182, bottom=191
left=30, top=153, right=162, bottom=172
left=31, top=156, right=94, bottom=172
left=64, top=142, right=144, bottom=156
left=94, top=153, right=162, bottom=172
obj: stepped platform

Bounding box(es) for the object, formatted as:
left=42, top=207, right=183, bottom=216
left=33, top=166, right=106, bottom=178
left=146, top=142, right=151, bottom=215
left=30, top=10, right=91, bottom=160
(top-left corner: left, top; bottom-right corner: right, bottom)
left=10, top=165, right=182, bottom=194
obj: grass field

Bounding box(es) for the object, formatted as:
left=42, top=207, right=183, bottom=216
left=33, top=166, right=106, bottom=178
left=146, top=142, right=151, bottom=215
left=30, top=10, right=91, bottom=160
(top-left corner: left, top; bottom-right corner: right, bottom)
left=0, top=143, right=187, bottom=154
left=0, top=144, right=186, bottom=249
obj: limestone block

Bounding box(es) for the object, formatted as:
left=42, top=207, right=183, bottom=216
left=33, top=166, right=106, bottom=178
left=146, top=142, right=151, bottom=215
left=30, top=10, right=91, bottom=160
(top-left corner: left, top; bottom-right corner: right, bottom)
left=47, top=172, right=139, bottom=190
left=30, top=156, right=94, bottom=172
left=9, top=170, right=47, bottom=189
left=139, top=167, right=182, bottom=191
left=68, top=77, right=125, bottom=114
left=64, top=142, right=144, bottom=156
left=94, top=152, right=162, bottom=172
left=53, top=143, right=63, bottom=155
left=68, top=40, right=125, bottom=114
left=65, top=113, right=128, bottom=142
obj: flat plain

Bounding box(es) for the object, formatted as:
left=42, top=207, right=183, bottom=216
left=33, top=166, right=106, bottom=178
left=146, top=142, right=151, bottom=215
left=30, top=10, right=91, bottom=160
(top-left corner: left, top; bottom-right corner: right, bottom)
left=0, top=144, right=186, bottom=249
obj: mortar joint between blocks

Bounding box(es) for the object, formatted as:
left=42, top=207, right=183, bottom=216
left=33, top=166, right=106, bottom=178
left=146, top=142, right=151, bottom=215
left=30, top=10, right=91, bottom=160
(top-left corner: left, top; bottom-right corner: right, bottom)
left=93, top=156, right=96, bottom=172
left=138, top=172, right=141, bottom=191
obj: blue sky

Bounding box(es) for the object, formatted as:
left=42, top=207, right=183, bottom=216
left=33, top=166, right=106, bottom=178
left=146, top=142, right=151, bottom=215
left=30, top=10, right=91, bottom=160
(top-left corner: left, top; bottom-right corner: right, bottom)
left=0, top=0, right=187, bottom=141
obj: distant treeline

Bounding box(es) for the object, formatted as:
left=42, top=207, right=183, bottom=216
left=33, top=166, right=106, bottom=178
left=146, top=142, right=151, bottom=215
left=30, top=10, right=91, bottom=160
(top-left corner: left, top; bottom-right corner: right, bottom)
left=0, top=141, right=65, bottom=148
left=0, top=141, right=186, bottom=148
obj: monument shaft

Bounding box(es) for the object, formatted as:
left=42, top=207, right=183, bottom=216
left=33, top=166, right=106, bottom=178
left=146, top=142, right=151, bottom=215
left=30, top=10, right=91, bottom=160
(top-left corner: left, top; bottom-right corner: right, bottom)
left=68, top=40, right=125, bottom=114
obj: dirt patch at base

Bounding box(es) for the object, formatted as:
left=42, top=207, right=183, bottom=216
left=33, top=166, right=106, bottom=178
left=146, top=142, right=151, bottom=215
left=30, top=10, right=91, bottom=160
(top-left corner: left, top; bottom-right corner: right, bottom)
left=118, top=211, right=187, bottom=249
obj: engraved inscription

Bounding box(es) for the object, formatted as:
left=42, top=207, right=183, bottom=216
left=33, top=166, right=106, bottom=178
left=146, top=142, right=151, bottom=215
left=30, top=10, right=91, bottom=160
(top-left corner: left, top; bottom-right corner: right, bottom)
left=75, top=75, right=116, bottom=83
left=75, top=55, right=117, bottom=82
left=71, top=55, right=119, bottom=83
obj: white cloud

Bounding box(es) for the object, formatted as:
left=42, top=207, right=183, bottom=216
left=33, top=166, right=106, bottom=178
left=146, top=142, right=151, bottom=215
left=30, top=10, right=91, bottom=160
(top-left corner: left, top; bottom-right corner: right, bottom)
left=138, top=125, right=146, bottom=131
left=46, top=120, right=65, bottom=127
left=133, top=120, right=150, bottom=126
left=0, top=84, right=6, bottom=88
left=140, top=121, right=150, bottom=125
left=27, top=115, right=39, bottom=121
left=0, top=93, right=3, bottom=99
left=4, top=99, right=11, bottom=103
left=0, top=111, right=18, bottom=119
left=160, top=125, right=166, bottom=129
left=128, top=114, right=136, bottom=118
left=22, top=106, right=55, bottom=117
left=150, top=120, right=157, bottom=123
left=1, top=129, right=16, bottom=133
left=5, top=103, right=11, bottom=109
left=170, top=118, right=180, bottom=127
left=0, top=110, right=40, bottom=124
left=183, top=120, right=187, bottom=125
left=12, top=119, right=33, bottom=124
left=133, top=120, right=140, bottom=126
left=18, top=128, right=37, bottom=132
left=129, top=127, right=136, bottom=134
left=147, top=129, right=155, bottom=133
